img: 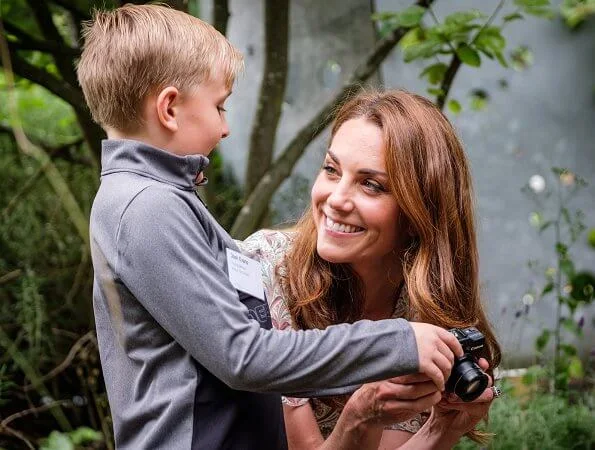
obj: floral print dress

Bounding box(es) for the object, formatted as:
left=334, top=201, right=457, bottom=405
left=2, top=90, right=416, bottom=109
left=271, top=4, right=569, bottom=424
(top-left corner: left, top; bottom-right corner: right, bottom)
left=238, top=229, right=428, bottom=438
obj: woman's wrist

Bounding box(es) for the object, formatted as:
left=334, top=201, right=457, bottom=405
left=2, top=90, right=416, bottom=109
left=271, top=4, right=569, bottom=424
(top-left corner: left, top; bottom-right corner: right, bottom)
left=409, top=411, right=461, bottom=450
left=324, top=400, right=383, bottom=450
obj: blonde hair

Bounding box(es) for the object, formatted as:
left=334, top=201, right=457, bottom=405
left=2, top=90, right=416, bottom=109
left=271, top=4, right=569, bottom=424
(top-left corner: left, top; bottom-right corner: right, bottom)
left=77, top=4, right=243, bottom=132
left=282, top=90, right=500, bottom=443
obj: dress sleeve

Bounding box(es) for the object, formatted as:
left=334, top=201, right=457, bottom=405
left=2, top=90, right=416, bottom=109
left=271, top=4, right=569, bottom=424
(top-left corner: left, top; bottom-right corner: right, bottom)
left=239, top=230, right=310, bottom=407
left=385, top=412, right=429, bottom=433
left=238, top=230, right=295, bottom=331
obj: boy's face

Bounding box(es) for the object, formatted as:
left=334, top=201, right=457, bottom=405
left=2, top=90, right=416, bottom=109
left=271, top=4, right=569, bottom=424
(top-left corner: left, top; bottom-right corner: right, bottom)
left=173, top=76, right=232, bottom=156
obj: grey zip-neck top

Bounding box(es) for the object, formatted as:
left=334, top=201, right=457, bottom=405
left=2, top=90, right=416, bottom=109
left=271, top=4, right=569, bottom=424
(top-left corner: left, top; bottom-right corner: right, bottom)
left=91, top=139, right=418, bottom=449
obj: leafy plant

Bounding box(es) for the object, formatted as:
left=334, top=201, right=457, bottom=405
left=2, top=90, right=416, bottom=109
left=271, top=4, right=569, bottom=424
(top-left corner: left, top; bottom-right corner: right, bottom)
left=521, top=169, right=594, bottom=391
left=374, top=0, right=555, bottom=111
left=454, top=388, right=595, bottom=449
left=560, top=0, right=595, bottom=28
left=39, top=427, right=103, bottom=450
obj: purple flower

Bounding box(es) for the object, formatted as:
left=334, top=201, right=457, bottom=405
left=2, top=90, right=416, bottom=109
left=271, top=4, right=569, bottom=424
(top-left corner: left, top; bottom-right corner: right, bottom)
left=578, top=316, right=585, bottom=328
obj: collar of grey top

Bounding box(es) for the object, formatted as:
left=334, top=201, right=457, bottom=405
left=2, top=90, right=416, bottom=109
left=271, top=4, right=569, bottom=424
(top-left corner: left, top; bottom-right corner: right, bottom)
left=100, top=139, right=210, bottom=190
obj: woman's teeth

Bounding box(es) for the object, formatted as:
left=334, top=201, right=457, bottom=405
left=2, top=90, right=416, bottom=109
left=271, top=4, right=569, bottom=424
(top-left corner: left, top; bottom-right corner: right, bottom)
left=325, top=216, right=363, bottom=233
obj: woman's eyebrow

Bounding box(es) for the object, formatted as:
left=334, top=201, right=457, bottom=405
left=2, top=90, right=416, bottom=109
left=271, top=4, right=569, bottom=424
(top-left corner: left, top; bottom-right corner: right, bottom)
left=327, top=150, right=387, bottom=177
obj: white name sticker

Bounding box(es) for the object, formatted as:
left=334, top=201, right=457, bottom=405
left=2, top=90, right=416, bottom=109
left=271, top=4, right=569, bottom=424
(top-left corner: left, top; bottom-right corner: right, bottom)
left=226, top=248, right=265, bottom=301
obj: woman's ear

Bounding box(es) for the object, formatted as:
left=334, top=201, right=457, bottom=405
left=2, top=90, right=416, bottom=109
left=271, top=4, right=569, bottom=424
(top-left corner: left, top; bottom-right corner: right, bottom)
left=155, top=86, right=180, bottom=132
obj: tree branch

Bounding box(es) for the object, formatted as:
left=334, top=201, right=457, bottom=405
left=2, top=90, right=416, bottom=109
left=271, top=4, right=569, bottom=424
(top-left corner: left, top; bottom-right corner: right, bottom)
left=436, top=54, right=461, bottom=110
left=25, top=0, right=78, bottom=87
left=2, top=20, right=80, bottom=57
left=244, top=0, right=289, bottom=195
left=48, top=0, right=91, bottom=22
left=0, top=44, right=87, bottom=112
left=213, top=0, right=230, bottom=35
left=230, top=0, right=434, bottom=238
left=434, top=0, right=506, bottom=109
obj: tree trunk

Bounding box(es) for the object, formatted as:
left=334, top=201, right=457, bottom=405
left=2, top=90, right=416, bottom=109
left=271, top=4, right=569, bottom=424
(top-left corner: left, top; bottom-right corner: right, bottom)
left=244, top=0, right=289, bottom=195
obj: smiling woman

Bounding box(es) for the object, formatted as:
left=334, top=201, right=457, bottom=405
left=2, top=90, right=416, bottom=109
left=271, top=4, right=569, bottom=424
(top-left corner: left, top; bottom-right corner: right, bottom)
left=239, top=89, right=502, bottom=449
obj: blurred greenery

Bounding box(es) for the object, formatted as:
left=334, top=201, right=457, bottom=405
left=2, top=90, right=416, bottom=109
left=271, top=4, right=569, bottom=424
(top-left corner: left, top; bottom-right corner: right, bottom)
left=0, top=0, right=593, bottom=448
left=455, top=386, right=595, bottom=449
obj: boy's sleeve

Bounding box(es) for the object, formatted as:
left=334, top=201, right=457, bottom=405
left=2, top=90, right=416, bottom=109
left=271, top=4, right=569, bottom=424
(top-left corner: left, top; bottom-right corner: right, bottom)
left=116, top=188, right=419, bottom=394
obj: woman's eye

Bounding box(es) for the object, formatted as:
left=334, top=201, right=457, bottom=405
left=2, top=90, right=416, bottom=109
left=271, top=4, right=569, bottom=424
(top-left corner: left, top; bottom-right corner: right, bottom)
left=363, top=180, right=385, bottom=193
left=217, top=106, right=227, bottom=113
left=323, top=165, right=337, bottom=175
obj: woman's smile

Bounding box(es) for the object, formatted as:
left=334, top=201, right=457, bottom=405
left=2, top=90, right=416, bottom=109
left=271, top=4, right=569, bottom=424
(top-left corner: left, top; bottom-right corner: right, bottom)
left=324, top=215, right=365, bottom=235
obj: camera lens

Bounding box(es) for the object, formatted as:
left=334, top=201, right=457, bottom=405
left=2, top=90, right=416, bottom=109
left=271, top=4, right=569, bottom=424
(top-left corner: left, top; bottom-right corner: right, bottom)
left=446, top=354, right=489, bottom=402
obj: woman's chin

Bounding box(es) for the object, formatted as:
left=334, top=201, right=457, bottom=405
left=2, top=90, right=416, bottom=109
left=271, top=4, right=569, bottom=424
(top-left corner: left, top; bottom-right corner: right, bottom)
left=316, top=245, right=353, bottom=264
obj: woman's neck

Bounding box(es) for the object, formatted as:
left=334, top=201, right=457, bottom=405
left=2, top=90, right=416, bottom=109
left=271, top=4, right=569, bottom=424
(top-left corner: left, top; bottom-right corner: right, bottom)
left=352, top=260, right=403, bottom=321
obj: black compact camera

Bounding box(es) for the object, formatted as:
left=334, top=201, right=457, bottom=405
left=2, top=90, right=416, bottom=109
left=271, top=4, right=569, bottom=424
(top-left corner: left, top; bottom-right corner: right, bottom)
left=445, top=327, right=489, bottom=402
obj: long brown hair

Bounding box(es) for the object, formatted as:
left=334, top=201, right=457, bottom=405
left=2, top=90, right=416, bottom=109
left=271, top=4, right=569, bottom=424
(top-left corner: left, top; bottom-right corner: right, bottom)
left=281, top=90, right=501, bottom=438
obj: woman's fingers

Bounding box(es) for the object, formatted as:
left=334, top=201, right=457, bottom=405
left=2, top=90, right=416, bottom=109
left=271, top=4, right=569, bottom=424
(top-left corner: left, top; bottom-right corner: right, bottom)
left=382, top=381, right=440, bottom=400
left=389, top=373, right=432, bottom=384
left=382, top=390, right=442, bottom=416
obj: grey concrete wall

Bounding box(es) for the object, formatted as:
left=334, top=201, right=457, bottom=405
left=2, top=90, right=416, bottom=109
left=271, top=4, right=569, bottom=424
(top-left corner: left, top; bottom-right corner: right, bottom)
left=202, top=0, right=595, bottom=366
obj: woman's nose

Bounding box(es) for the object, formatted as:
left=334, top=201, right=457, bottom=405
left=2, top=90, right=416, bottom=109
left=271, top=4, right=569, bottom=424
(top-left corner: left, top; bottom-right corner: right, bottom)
left=327, top=183, right=354, bottom=212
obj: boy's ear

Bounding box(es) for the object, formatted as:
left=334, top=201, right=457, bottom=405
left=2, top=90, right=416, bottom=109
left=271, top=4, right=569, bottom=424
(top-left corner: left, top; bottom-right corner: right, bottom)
left=156, top=86, right=180, bottom=132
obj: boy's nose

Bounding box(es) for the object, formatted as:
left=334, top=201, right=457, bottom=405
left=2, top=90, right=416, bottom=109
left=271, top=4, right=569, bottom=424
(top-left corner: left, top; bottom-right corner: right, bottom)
left=221, top=120, right=230, bottom=139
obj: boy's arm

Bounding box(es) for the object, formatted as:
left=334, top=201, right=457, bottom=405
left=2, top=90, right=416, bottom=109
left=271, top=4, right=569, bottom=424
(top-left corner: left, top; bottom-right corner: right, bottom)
left=113, top=188, right=418, bottom=394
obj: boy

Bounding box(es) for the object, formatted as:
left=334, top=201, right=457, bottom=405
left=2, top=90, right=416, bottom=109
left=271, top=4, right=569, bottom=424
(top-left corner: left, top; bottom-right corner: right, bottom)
left=78, top=5, right=462, bottom=449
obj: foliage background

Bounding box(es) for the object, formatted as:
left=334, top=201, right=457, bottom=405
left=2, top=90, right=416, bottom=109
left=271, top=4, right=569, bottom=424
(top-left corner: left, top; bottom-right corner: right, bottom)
left=0, top=0, right=594, bottom=448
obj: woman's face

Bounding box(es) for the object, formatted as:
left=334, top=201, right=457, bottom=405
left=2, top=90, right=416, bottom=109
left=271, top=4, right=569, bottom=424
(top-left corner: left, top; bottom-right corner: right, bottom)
left=311, top=117, right=401, bottom=269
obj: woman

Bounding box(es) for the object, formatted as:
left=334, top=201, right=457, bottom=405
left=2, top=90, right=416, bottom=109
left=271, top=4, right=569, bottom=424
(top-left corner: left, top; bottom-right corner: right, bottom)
left=240, top=90, right=501, bottom=449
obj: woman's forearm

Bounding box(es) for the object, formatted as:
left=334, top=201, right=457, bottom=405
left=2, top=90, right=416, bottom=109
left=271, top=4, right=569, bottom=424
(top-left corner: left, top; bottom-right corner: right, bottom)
left=397, top=419, right=460, bottom=450
left=319, top=411, right=383, bottom=450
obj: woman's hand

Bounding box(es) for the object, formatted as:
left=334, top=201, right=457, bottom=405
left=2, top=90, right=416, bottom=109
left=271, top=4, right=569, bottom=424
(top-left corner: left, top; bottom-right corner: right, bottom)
left=396, top=359, right=498, bottom=450
left=342, top=374, right=441, bottom=429
left=427, top=358, right=495, bottom=437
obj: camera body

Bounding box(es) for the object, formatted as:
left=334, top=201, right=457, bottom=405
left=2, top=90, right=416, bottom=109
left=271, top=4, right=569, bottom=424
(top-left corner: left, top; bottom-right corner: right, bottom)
left=445, top=327, right=489, bottom=402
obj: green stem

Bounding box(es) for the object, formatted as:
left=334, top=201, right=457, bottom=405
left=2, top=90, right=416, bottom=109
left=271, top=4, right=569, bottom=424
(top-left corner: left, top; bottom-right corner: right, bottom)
left=0, top=326, right=72, bottom=431
left=553, top=179, right=563, bottom=394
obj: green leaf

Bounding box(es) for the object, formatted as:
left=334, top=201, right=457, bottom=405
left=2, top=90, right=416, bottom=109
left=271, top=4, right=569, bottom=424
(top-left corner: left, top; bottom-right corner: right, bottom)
left=503, top=12, right=524, bottom=22
left=560, top=258, right=575, bottom=278
left=456, top=43, right=481, bottom=67
left=513, top=0, right=556, bottom=18
left=510, top=46, right=534, bottom=71
left=535, top=329, right=551, bottom=352
left=475, top=26, right=506, bottom=52
left=447, top=99, right=462, bottom=114
left=494, top=50, right=508, bottom=67
left=555, top=242, right=568, bottom=257
left=569, top=271, right=595, bottom=303
left=560, top=343, right=577, bottom=356
left=420, top=63, right=448, bottom=85
left=69, top=427, right=103, bottom=445
left=587, top=228, right=595, bottom=248
left=541, top=282, right=554, bottom=296
left=400, top=27, right=424, bottom=48
left=397, top=5, right=427, bottom=27
left=567, top=356, right=584, bottom=378
left=373, top=5, right=427, bottom=29
left=427, top=87, right=445, bottom=97
left=561, top=0, right=595, bottom=28
left=469, top=90, right=489, bottom=111
left=445, top=10, right=486, bottom=26
left=40, top=431, right=74, bottom=450
left=402, top=39, right=443, bottom=62
left=560, top=318, right=581, bottom=335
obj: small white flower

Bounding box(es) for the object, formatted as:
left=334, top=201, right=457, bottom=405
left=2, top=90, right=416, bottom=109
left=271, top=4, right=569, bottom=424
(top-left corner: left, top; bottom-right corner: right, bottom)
left=529, top=174, right=546, bottom=193
left=522, top=293, right=534, bottom=305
